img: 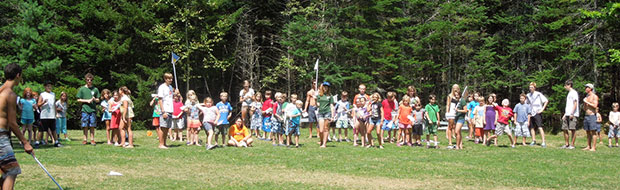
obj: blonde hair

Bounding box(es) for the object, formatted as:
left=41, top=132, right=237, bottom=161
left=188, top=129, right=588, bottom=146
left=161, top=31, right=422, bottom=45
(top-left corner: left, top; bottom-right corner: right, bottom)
left=401, top=95, right=411, bottom=105
left=449, top=84, right=460, bottom=98
left=274, top=92, right=282, bottom=99
left=529, top=82, right=537, bottom=88
left=163, top=73, right=173, bottom=80
left=407, top=85, right=417, bottom=97
left=502, top=99, right=510, bottom=106
left=220, top=91, right=228, bottom=98
left=612, top=102, right=619, bottom=109
left=387, top=91, right=396, bottom=99
left=371, top=92, right=382, bottom=102
left=319, top=84, right=330, bottom=96
left=254, top=92, right=263, bottom=102
left=186, top=90, right=198, bottom=104
left=203, top=97, right=213, bottom=104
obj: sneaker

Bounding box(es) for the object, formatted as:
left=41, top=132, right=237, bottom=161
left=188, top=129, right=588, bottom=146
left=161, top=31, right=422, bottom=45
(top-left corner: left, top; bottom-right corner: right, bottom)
left=541, top=143, right=546, bottom=148
left=34, top=142, right=39, bottom=149
left=397, top=143, right=402, bottom=147
left=54, top=143, right=63, bottom=147
left=446, top=145, right=454, bottom=149
left=609, top=145, right=613, bottom=148
left=560, top=145, right=569, bottom=149
left=206, top=145, right=216, bottom=150
left=91, top=140, right=96, bottom=145
left=124, top=142, right=130, bottom=146
left=379, top=145, right=384, bottom=149
left=65, top=138, right=71, bottom=141
left=529, top=141, right=536, bottom=146
left=568, top=146, right=575, bottom=150
left=114, top=142, right=121, bottom=147
left=345, top=139, right=352, bottom=142
left=511, top=145, right=515, bottom=148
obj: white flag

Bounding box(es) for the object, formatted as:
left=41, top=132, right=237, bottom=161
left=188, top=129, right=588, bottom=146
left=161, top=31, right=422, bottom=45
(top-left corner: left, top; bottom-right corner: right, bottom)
left=314, top=59, right=319, bottom=70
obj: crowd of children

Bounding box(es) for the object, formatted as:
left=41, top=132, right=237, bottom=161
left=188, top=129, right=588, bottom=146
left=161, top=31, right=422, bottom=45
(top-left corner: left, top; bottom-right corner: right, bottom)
left=17, top=71, right=620, bottom=152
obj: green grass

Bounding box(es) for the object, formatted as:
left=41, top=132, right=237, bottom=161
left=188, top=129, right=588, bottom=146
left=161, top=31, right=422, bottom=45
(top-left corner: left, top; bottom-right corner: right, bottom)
left=13, top=129, right=620, bottom=189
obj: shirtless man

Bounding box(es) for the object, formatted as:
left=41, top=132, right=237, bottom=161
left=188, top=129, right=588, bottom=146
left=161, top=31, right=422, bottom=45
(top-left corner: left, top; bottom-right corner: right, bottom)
left=0, top=63, right=34, bottom=189
left=582, top=83, right=599, bottom=151
left=304, top=81, right=318, bottom=138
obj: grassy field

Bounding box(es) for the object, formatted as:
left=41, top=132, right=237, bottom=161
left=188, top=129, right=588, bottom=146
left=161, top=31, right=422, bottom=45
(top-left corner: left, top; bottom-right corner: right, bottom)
left=12, top=129, right=620, bottom=189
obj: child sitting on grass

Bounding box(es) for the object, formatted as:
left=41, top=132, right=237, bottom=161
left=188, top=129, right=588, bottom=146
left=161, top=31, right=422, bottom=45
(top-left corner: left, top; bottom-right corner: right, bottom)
left=228, top=118, right=253, bottom=147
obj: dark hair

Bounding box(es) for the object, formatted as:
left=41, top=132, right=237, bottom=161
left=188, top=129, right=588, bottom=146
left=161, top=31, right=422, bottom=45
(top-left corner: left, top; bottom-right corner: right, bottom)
left=429, top=94, right=436, bottom=100
left=85, top=73, right=94, bottom=79
left=565, top=80, right=573, bottom=87
left=4, top=63, right=22, bottom=81
left=44, top=81, right=53, bottom=86
left=120, top=86, right=131, bottom=95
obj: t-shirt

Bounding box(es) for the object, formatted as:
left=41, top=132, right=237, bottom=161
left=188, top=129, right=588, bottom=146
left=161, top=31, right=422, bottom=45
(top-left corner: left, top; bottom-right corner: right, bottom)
left=229, top=124, right=250, bottom=142
left=317, top=94, right=334, bottom=115
left=398, top=105, right=413, bottom=124
left=288, top=107, right=302, bottom=125
left=412, top=109, right=426, bottom=125
left=19, top=98, right=36, bottom=120
left=370, top=101, right=381, bottom=120
left=185, top=101, right=200, bottom=120
left=564, top=89, right=579, bottom=117
left=40, top=91, right=56, bottom=119
left=382, top=99, right=397, bottom=120
left=77, top=86, right=100, bottom=113
left=335, top=100, right=350, bottom=121
left=467, top=101, right=479, bottom=119
left=216, top=102, right=233, bottom=124
left=152, top=97, right=161, bottom=117
left=239, top=88, right=255, bottom=103
left=513, top=103, right=531, bottom=123
left=527, top=91, right=548, bottom=116
left=425, top=104, right=440, bottom=123
left=157, top=83, right=174, bottom=113
left=199, top=106, right=219, bottom=124
left=55, top=100, right=67, bottom=118
left=173, top=100, right=184, bottom=118
left=262, top=99, right=276, bottom=117
left=609, top=111, right=620, bottom=126
left=455, top=99, right=467, bottom=120
left=496, top=106, right=513, bottom=125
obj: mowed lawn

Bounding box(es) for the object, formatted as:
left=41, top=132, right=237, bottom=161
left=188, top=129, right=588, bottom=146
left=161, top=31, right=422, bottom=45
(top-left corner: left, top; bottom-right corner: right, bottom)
left=13, top=128, right=620, bottom=189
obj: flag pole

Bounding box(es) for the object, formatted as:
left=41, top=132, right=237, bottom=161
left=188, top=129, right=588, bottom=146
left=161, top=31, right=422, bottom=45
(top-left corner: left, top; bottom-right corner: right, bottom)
left=171, top=52, right=179, bottom=89
left=314, top=58, right=319, bottom=92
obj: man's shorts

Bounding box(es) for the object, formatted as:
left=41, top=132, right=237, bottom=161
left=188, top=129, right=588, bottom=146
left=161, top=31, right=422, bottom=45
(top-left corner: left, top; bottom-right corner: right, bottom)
left=412, top=124, right=423, bottom=136
left=336, top=119, right=349, bottom=129
left=0, top=131, right=20, bottom=178
left=287, top=122, right=300, bottom=136
left=203, top=122, right=214, bottom=131
left=381, top=120, right=393, bottom=131
left=583, top=115, right=599, bottom=131
left=495, top=123, right=512, bottom=136
left=215, top=124, right=230, bottom=136
left=529, top=114, right=543, bottom=129
left=514, top=122, right=530, bottom=137
left=81, top=112, right=97, bottom=128
left=307, top=106, right=318, bottom=123
left=562, top=116, right=577, bottom=130
left=20, top=119, right=33, bottom=125
left=425, top=123, right=438, bottom=135
left=159, top=113, right=173, bottom=128
left=39, top=119, right=56, bottom=132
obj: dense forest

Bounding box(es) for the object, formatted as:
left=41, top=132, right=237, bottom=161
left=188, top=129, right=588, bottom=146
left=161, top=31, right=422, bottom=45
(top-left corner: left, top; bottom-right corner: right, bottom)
left=1, top=0, right=619, bottom=133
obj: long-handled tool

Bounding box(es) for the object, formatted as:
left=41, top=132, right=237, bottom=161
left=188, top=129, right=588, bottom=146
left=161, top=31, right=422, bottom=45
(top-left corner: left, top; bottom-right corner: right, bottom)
left=32, top=154, right=63, bottom=190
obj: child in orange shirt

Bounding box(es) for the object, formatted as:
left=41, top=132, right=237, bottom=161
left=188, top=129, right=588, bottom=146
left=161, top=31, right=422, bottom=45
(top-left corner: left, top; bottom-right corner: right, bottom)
left=397, top=96, right=413, bottom=146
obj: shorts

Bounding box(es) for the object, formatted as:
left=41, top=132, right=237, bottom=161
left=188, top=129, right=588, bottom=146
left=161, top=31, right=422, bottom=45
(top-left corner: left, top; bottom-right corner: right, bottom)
left=0, top=133, right=21, bottom=178
left=101, top=111, right=112, bottom=121
left=399, top=123, right=411, bottom=129
left=369, top=118, right=381, bottom=126
left=495, top=123, right=512, bottom=136
left=425, top=123, right=438, bottom=135
left=56, top=117, right=67, bottom=134
left=562, top=116, right=577, bottom=130
left=456, top=118, right=466, bottom=124
left=317, top=112, right=332, bottom=121
left=307, top=106, right=318, bottom=123
left=39, top=119, right=56, bottom=132
left=262, top=117, right=272, bottom=133
left=514, top=122, right=531, bottom=137
left=475, top=127, right=484, bottom=137
left=286, top=122, right=300, bottom=136
left=159, top=113, right=173, bottom=128
left=188, top=119, right=201, bottom=129
left=381, top=120, right=393, bottom=131
left=529, top=114, right=543, bottom=129
left=215, top=124, right=229, bottom=136
left=336, top=119, right=349, bottom=129
left=271, top=118, right=284, bottom=134
left=583, top=115, right=599, bottom=131
left=203, top=122, right=214, bottom=131
left=608, top=126, right=619, bottom=138
left=412, top=124, right=423, bottom=135
left=81, top=112, right=97, bottom=128
left=172, top=118, right=185, bottom=130
left=21, top=118, right=33, bottom=125
left=446, top=112, right=456, bottom=120
left=152, top=117, right=160, bottom=126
